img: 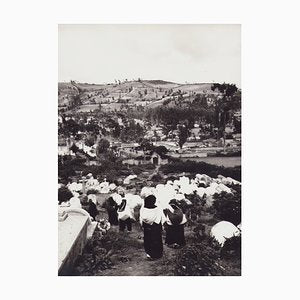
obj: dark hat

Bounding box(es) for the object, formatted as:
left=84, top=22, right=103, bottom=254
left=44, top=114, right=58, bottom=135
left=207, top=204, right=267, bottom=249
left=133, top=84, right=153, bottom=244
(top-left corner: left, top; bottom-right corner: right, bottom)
left=169, top=199, right=178, bottom=206
left=144, top=195, right=157, bottom=209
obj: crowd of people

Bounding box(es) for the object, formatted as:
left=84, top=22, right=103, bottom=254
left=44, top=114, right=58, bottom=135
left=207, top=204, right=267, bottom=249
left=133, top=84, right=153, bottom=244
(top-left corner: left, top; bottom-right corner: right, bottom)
left=58, top=173, right=241, bottom=260
left=103, top=187, right=188, bottom=259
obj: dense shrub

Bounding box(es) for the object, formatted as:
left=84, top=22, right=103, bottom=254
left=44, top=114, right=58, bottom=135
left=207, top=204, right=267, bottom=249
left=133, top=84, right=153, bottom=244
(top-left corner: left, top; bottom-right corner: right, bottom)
left=119, top=168, right=132, bottom=176
left=71, top=230, right=113, bottom=276
left=184, top=193, right=206, bottom=222
left=192, top=222, right=208, bottom=241
left=73, top=247, right=113, bottom=276
left=58, top=155, right=86, bottom=180
left=58, top=186, right=73, bottom=204
left=213, top=190, right=241, bottom=226
left=142, top=164, right=156, bottom=170
left=130, top=164, right=156, bottom=175
left=174, top=238, right=223, bottom=276
left=221, top=236, right=241, bottom=259
left=131, top=166, right=143, bottom=175
left=185, top=192, right=206, bottom=207
left=151, top=173, right=163, bottom=182
left=58, top=166, right=76, bottom=180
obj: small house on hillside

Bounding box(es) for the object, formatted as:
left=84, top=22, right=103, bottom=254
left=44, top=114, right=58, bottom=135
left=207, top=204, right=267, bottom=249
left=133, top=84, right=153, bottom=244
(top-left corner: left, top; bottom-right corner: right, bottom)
left=150, top=152, right=168, bottom=166
left=122, top=151, right=169, bottom=166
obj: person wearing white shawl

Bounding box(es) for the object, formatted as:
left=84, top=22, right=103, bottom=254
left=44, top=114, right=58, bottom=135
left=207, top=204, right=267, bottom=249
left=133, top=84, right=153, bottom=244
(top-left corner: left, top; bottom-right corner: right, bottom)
left=117, top=199, right=134, bottom=232
left=139, top=195, right=164, bottom=260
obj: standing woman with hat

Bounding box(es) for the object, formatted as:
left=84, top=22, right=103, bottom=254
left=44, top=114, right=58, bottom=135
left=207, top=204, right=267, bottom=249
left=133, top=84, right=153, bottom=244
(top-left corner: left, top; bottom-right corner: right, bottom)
left=139, top=195, right=165, bottom=260
left=102, top=196, right=119, bottom=226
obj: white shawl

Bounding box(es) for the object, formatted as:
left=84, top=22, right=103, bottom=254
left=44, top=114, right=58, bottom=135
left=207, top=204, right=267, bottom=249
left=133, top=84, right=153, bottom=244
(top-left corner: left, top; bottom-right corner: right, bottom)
left=139, top=207, right=166, bottom=225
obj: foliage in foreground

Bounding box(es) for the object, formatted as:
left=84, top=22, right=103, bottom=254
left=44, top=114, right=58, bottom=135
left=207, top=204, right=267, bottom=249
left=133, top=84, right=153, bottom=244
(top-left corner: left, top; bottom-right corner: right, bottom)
left=213, top=189, right=241, bottom=226
left=221, top=236, right=241, bottom=259
left=58, top=186, right=73, bottom=204
left=174, top=237, right=223, bottom=276
left=71, top=230, right=113, bottom=276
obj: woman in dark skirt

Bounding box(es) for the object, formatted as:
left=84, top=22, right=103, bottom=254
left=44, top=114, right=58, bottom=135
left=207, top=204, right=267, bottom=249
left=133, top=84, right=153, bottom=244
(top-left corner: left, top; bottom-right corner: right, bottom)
left=139, top=195, right=165, bottom=260
left=102, top=196, right=119, bottom=226
left=164, top=200, right=187, bottom=248
left=87, top=199, right=99, bottom=221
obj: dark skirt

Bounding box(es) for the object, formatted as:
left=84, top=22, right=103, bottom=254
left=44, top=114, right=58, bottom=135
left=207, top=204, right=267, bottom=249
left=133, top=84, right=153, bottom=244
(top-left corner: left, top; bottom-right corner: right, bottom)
left=107, top=209, right=119, bottom=225
left=119, top=218, right=132, bottom=232
left=165, top=224, right=186, bottom=246
left=142, top=222, right=163, bottom=259
left=88, top=202, right=98, bottom=220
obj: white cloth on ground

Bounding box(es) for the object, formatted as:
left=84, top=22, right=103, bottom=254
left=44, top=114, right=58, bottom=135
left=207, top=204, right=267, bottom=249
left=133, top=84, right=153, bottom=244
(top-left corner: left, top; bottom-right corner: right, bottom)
left=210, top=221, right=241, bottom=247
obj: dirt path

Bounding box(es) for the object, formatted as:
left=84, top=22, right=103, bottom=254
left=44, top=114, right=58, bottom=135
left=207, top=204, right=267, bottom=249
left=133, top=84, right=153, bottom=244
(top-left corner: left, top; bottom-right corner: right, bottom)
left=147, top=165, right=160, bottom=180
left=97, top=222, right=177, bottom=276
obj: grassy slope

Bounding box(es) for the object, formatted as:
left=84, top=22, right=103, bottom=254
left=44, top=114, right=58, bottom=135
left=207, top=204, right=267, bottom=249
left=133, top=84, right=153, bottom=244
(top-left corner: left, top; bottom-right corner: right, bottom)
left=73, top=215, right=240, bottom=276
left=58, top=80, right=216, bottom=110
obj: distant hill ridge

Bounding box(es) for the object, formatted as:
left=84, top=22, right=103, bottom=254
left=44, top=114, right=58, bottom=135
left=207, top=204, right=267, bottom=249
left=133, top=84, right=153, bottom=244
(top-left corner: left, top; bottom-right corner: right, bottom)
left=58, top=79, right=218, bottom=110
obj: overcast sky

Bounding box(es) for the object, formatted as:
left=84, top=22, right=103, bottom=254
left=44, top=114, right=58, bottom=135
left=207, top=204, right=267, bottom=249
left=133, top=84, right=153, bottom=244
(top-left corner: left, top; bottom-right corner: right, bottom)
left=58, top=24, right=240, bottom=87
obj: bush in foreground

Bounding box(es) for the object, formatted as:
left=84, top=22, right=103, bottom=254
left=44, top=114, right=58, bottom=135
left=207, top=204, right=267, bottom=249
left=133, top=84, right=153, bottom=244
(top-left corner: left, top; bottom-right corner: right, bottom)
left=71, top=230, right=113, bottom=276
left=221, top=236, right=241, bottom=259
left=58, top=186, right=73, bottom=204
left=213, top=190, right=241, bottom=226
left=174, top=238, right=223, bottom=276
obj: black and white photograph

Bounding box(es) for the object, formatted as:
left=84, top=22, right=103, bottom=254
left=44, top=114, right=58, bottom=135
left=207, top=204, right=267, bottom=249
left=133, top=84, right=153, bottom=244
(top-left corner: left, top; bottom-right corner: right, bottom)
left=58, top=24, right=241, bottom=276
left=2, top=0, right=300, bottom=298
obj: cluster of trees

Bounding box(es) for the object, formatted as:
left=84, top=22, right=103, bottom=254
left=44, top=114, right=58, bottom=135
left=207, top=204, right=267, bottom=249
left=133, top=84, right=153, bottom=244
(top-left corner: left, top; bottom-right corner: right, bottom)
left=160, top=160, right=241, bottom=182
left=211, top=83, right=241, bottom=146
left=119, top=121, right=145, bottom=143
left=178, top=124, right=190, bottom=149
left=58, top=117, right=100, bottom=137
left=95, top=138, right=118, bottom=163
left=58, top=152, right=129, bottom=184
left=145, top=106, right=212, bottom=131
left=59, top=111, right=146, bottom=144
left=58, top=155, right=86, bottom=181
left=145, top=83, right=241, bottom=148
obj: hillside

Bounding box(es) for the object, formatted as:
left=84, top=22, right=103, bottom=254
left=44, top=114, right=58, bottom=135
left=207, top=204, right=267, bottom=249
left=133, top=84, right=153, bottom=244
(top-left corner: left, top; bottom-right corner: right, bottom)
left=58, top=80, right=217, bottom=111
